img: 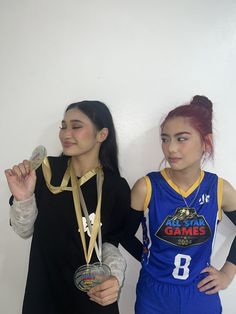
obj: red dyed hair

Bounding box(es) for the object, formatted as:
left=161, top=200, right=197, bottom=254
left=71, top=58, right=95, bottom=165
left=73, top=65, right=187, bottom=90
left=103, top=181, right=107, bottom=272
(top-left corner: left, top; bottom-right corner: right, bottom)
left=161, top=95, right=214, bottom=158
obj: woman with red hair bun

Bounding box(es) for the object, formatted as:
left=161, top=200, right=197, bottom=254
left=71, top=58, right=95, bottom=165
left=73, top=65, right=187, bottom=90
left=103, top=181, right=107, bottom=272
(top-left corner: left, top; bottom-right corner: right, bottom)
left=122, top=95, right=236, bottom=314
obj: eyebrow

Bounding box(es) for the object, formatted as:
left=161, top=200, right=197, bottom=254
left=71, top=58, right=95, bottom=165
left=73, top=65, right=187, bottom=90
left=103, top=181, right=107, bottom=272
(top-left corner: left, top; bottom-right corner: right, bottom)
left=61, top=119, right=84, bottom=123
left=161, top=131, right=192, bottom=137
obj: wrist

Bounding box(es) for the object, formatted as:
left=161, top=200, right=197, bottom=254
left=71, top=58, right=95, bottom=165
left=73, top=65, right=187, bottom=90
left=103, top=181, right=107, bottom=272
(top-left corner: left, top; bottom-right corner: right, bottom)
left=15, top=193, right=34, bottom=202
left=220, top=261, right=236, bottom=284
left=13, top=194, right=36, bottom=208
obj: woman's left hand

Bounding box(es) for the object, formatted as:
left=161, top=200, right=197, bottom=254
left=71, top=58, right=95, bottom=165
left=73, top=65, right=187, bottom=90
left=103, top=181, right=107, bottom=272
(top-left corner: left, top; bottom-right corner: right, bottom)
left=87, top=276, right=120, bottom=306
left=197, top=265, right=232, bottom=294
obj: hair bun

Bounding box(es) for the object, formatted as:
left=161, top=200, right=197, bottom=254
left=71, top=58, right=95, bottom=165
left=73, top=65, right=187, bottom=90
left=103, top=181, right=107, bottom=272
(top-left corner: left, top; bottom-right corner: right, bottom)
left=191, top=95, right=213, bottom=111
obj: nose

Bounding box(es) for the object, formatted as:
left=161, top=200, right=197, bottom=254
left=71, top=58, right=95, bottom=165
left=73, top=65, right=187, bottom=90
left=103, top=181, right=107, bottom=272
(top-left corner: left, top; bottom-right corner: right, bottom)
left=59, top=127, right=73, bottom=139
left=168, top=140, right=178, bottom=153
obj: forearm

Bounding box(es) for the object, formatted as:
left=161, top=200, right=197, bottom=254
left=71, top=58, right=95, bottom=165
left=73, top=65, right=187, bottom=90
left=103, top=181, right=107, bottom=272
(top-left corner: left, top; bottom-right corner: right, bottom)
left=102, top=242, right=127, bottom=288
left=120, top=236, right=143, bottom=261
left=10, top=194, right=38, bottom=238
left=220, top=261, right=236, bottom=285
left=224, top=210, right=236, bottom=266
left=227, top=236, right=236, bottom=264
left=120, top=208, right=144, bottom=261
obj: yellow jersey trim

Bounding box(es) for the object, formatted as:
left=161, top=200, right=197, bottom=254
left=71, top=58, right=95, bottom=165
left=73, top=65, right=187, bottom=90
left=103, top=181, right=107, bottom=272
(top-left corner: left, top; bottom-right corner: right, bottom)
left=161, top=168, right=205, bottom=198
left=143, top=176, right=152, bottom=211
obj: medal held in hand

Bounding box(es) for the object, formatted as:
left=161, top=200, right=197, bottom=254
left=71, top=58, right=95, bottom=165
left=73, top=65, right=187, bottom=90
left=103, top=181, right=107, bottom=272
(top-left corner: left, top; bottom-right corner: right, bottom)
left=29, top=145, right=47, bottom=170
left=70, top=163, right=111, bottom=292
left=74, top=263, right=111, bottom=292
left=91, top=262, right=111, bottom=286
left=41, top=159, right=110, bottom=292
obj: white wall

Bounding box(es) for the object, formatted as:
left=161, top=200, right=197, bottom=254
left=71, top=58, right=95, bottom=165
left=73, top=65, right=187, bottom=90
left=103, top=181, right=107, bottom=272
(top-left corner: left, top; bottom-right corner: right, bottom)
left=1, top=1, right=236, bottom=313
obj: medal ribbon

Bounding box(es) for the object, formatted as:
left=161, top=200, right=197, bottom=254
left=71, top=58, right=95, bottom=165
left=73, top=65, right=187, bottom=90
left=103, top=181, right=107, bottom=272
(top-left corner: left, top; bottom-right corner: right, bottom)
left=78, top=182, right=102, bottom=263
left=42, top=157, right=104, bottom=264
left=70, top=164, right=104, bottom=264
left=42, top=157, right=100, bottom=192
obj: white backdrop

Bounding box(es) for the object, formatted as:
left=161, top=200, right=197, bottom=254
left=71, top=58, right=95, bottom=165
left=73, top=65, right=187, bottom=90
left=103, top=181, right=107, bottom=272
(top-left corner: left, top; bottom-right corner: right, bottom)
left=1, top=1, right=236, bottom=313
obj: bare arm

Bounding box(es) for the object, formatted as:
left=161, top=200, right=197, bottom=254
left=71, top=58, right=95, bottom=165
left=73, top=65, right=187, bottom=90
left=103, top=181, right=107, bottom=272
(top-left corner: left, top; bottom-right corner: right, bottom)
left=222, top=179, right=236, bottom=212
left=198, top=178, right=236, bottom=294
left=131, top=177, right=147, bottom=211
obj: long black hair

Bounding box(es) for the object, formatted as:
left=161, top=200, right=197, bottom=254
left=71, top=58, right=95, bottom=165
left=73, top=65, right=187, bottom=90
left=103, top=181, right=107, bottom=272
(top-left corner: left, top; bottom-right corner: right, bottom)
left=65, top=100, right=120, bottom=175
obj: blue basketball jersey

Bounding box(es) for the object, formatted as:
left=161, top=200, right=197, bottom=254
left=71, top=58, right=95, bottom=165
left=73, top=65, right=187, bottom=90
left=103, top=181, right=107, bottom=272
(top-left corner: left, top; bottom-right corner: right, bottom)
left=141, top=168, right=223, bottom=285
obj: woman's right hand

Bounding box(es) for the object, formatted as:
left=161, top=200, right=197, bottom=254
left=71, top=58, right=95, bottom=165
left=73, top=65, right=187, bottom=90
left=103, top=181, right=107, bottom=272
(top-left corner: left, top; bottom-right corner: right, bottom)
left=5, top=160, right=37, bottom=201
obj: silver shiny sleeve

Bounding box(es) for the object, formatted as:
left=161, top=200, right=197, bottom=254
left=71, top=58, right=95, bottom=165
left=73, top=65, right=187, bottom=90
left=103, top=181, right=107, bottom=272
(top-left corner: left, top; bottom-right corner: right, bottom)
left=102, top=242, right=127, bottom=288
left=10, top=194, right=38, bottom=239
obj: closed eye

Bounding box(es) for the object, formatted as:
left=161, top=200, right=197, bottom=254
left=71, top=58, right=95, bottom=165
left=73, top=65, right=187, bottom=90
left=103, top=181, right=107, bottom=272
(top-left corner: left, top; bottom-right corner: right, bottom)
left=161, top=137, right=169, bottom=143
left=59, top=124, right=83, bottom=130
left=72, top=126, right=82, bottom=129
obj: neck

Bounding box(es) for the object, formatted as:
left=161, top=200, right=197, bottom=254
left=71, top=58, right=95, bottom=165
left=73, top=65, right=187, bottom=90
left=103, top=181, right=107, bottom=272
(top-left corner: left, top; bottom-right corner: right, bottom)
left=168, top=166, right=201, bottom=192
left=71, top=155, right=100, bottom=177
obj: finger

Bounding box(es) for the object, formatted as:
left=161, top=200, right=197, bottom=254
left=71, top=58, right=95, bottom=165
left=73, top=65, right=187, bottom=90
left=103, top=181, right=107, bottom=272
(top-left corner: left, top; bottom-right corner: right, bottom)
left=88, top=277, right=119, bottom=294
left=198, top=275, right=215, bottom=288
left=205, top=286, right=220, bottom=295
left=5, top=169, right=14, bottom=177
left=88, top=279, right=120, bottom=303
left=88, top=282, right=107, bottom=294
left=89, top=289, right=118, bottom=300
left=200, top=266, right=216, bottom=274
left=89, top=285, right=117, bottom=298
left=23, top=160, right=31, bottom=172
left=11, top=165, right=24, bottom=178
left=89, top=294, right=118, bottom=306
left=18, top=162, right=31, bottom=177
left=23, top=160, right=36, bottom=180
left=199, top=280, right=217, bottom=292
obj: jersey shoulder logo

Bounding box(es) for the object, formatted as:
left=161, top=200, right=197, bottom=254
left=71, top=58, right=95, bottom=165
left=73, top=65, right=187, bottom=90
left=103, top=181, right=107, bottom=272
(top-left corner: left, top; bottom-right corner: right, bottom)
left=199, top=193, right=210, bottom=205
left=155, top=207, right=211, bottom=247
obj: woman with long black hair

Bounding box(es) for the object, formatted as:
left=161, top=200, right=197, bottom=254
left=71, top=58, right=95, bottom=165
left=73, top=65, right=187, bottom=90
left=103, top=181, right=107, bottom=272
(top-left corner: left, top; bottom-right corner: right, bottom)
left=5, top=100, right=130, bottom=314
